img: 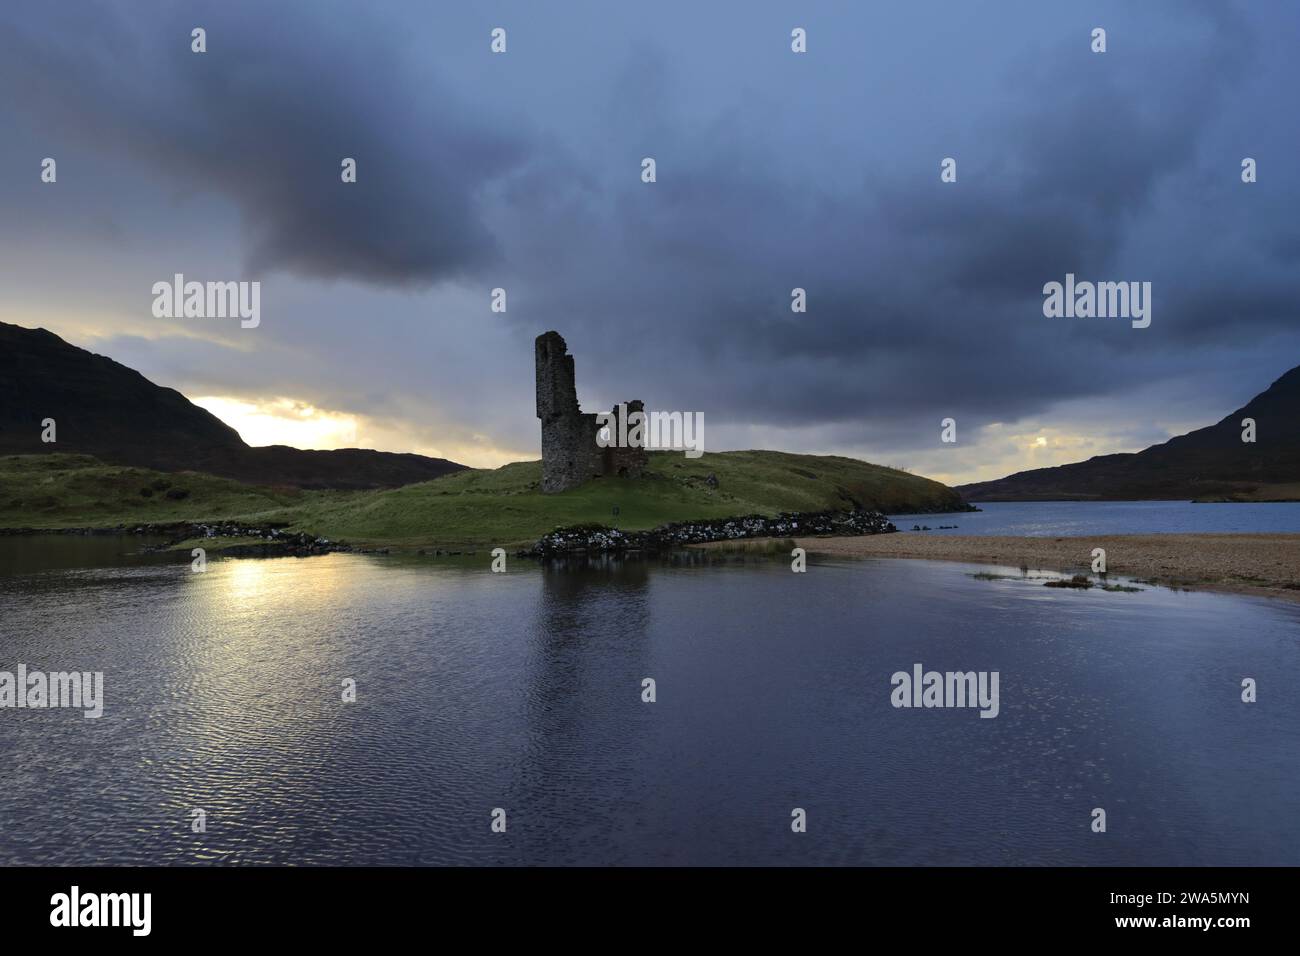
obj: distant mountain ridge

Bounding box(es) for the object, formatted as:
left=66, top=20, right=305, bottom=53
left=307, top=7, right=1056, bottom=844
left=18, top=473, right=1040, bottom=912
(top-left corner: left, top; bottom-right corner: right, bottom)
left=0, top=321, right=467, bottom=489
left=958, top=365, right=1300, bottom=501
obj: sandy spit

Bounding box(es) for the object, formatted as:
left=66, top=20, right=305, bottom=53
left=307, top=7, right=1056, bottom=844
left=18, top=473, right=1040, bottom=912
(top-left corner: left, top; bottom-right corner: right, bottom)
left=780, top=533, right=1300, bottom=603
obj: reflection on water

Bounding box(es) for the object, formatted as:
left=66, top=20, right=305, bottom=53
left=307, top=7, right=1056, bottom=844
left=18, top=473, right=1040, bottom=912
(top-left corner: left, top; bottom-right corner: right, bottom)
left=2, top=536, right=1299, bottom=865
left=0, top=532, right=175, bottom=576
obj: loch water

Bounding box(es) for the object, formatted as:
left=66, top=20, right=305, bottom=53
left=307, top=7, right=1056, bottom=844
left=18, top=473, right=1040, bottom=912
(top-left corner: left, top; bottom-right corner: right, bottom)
left=1, top=528, right=1298, bottom=865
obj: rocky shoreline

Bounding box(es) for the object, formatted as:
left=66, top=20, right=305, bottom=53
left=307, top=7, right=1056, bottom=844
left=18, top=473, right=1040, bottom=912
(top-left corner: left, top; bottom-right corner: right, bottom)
left=3, top=509, right=904, bottom=561
left=520, top=509, right=896, bottom=558
left=152, top=522, right=348, bottom=557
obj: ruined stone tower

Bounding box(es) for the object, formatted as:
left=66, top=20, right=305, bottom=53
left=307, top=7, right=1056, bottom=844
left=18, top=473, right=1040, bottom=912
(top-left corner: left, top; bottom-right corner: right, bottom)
left=536, top=331, right=647, bottom=493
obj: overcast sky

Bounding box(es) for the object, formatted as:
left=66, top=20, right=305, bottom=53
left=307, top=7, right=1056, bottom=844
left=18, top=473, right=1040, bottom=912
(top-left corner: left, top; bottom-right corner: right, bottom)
left=2, top=0, right=1297, bottom=483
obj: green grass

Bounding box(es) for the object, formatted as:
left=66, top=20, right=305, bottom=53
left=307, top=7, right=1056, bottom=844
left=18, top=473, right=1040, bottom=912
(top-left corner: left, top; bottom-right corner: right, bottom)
left=0, top=450, right=965, bottom=549
left=0, top=454, right=324, bottom=528
left=290, top=450, right=964, bottom=548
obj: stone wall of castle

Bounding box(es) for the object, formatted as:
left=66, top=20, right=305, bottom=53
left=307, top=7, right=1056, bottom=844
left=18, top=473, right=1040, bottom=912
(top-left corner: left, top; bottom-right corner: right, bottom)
left=535, top=331, right=647, bottom=493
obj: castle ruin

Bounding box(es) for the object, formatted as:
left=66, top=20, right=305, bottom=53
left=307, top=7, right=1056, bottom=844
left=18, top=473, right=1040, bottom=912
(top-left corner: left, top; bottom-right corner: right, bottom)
left=536, top=331, right=647, bottom=493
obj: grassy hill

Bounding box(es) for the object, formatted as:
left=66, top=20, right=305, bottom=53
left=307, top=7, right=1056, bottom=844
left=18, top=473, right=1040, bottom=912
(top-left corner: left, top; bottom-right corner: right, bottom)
left=0, top=454, right=324, bottom=529
left=0, top=450, right=966, bottom=549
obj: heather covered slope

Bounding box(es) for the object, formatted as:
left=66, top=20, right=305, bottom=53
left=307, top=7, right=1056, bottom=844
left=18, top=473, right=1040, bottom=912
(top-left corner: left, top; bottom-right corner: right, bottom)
left=0, top=321, right=466, bottom=489
left=958, top=365, right=1300, bottom=501
left=0, top=323, right=245, bottom=461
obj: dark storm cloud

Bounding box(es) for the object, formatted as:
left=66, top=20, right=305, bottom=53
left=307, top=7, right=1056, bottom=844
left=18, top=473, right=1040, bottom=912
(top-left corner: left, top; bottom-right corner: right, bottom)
left=0, top=0, right=525, bottom=284
left=1, top=0, right=1297, bottom=468
left=480, top=0, right=1299, bottom=447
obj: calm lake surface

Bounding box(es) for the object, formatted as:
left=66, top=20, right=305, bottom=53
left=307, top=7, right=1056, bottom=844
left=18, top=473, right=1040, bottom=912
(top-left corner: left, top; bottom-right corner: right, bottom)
left=891, top=499, right=1300, bottom=536
left=2, top=528, right=1299, bottom=866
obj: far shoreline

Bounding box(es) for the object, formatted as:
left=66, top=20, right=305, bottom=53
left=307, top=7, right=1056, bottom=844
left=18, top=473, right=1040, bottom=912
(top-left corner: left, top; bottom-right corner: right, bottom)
left=777, top=532, right=1300, bottom=604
